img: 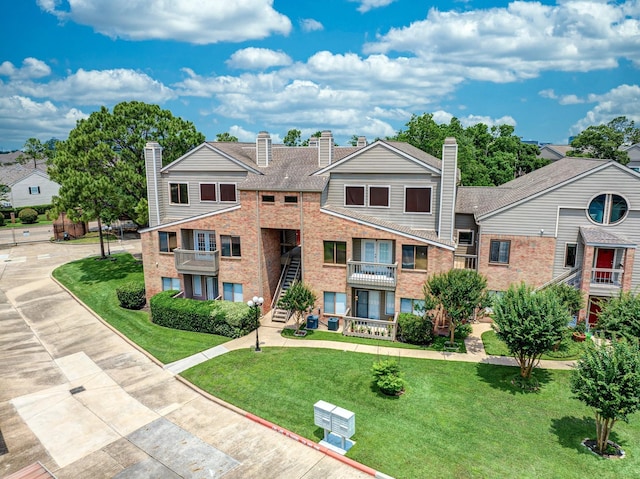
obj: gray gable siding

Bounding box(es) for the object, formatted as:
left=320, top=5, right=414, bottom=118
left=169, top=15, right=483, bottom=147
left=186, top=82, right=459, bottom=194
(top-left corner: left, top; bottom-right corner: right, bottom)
left=10, top=172, right=59, bottom=207
left=167, top=146, right=249, bottom=173
left=160, top=170, right=246, bottom=221
left=325, top=172, right=440, bottom=230
left=327, top=144, right=438, bottom=174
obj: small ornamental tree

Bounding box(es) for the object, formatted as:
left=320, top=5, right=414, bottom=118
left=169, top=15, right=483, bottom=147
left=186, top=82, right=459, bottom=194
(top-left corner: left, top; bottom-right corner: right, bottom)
left=277, top=281, right=317, bottom=332
left=492, top=283, right=569, bottom=379
left=571, top=339, right=640, bottom=455
left=596, top=291, right=640, bottom=341
left=423, top=269, right=488, bottom=345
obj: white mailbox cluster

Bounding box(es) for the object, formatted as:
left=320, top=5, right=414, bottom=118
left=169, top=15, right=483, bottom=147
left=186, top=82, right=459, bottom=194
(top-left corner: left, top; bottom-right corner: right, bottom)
left=313, top=400, right=355, bottom=450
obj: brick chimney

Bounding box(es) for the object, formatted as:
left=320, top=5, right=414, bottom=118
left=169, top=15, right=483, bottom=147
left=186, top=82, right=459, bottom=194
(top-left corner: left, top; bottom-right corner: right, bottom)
left=144, top=142, right=163, bottom=227
left=256, top=131, right=271, bottom=167
left=438, top=137, right=458, bottom=243
left=318, top=130, right=333, bottom=167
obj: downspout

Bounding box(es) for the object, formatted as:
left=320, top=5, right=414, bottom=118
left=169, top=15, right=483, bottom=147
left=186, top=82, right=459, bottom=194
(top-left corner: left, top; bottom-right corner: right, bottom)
left=299, top=191, right=304, bottom=281
left=256, top=190, right=263, bottom=301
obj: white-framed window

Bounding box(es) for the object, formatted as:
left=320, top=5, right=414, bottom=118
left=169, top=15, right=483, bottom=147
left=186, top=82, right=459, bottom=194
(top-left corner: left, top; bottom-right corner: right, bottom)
left=199, top=183, right=216, bottom=202
left=162, top=277, right=181, bottom=291
left=222, top=282, right=243, bottom=302
left=489, top=240, right=510, bottom=264
left=345, top=185, right=365, bottom=206
left=587, top=193, right=628, bottom=225
left=458, top=230, right=474, bottom=245
left=565, top=243, right=577, bottom=268
left=385, top=291, right=395, bottom=315
left=368, top=185, right=390, bottom=207
left=400, top=298, right=425, bottom=315
left=404, top=186, right=432, bottom=213
left=159, top=231, right=177, bottom=253
left=219, top=183, right=237, bottom=202
left=29, top=186, right=41, bottom=195
left=169, top=182, right=189, bottom=204
left=324, top=292, right=347, bottom=315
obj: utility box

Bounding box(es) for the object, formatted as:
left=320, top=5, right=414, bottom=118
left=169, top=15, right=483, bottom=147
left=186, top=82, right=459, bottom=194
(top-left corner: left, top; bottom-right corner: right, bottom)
left=328, top=317, right=339, bottom=331
left=307, top=315, right=319, bottom=330
left=314, top=400, right=335, bottom=439
left=330, top=406, right=356, bottom=439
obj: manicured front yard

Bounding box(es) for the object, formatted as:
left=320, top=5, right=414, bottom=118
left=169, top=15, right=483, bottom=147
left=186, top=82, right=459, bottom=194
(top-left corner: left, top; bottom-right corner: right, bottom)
left=482, top=329, right=586, bottom=360
left=52, top=252, right=229, bottom=363
left=183, top=347, right=639, bottom=479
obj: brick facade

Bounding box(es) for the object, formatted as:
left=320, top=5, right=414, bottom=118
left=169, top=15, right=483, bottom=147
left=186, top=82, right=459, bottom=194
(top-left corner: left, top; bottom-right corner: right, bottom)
left=478, top=234, right=556, bottom=292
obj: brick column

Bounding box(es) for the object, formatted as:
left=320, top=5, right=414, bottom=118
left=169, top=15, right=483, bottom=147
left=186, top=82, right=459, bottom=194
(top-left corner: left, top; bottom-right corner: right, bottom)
left=622, top=247, right=635, bottom=292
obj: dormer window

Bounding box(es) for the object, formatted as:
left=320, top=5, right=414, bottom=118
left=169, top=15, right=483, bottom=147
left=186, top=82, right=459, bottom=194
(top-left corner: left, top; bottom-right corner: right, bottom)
left=345, top=186, right=365, bottom=206
left=588, top=194, right=628, bottom=225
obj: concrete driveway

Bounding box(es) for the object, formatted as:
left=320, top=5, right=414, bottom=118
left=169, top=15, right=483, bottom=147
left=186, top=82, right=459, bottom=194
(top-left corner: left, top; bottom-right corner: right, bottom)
left=0, top=240, right=372, bottom=479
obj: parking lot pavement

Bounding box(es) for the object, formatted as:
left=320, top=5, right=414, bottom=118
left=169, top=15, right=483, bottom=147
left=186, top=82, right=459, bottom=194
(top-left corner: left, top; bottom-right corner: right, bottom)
left=0, top=240, right=373, bottom=479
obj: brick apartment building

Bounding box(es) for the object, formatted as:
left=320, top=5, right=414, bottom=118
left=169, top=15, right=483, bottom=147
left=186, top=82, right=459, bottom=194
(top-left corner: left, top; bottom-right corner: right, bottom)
left=141, top=131, right=640, bottom=325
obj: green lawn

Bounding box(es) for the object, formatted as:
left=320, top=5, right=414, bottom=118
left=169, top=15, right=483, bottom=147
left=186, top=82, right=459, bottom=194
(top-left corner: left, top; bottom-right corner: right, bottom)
left=482, top=330, right=586, bottom=360
left=183, top=348, right=639, bottom=479
left=52, top=252, right=229, bottom=363
left=2, top=214, right=52, bottom=227
left=282, top=327, right=467, bottom=352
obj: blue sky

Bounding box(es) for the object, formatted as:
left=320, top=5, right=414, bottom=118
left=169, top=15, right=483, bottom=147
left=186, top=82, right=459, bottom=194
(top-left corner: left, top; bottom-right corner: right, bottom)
left=1, top=0, right=638, bottom=151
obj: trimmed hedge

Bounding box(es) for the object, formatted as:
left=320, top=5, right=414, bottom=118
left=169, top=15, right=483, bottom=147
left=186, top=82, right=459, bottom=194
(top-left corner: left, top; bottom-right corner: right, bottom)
left=398, top=312, right=434, bottom=345
left=116, top=281, right=146, bottom=310
left=18, top=208, right=38, bottom=224
left=149, top=290, right=254, bottom=338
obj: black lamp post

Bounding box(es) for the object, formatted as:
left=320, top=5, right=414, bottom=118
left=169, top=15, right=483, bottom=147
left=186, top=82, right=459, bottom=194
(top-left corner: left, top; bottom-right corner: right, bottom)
left=247, top=296, right=264, bottom=352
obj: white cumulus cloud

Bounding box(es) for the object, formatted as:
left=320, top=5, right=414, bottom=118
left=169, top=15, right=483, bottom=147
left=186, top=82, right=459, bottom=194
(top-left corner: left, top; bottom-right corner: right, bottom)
left=349, top=0, right=398, bottom=13
left=37, top=0, right=292, bottom=44
left=0, top=58, right=51, bottom=80
left=226, top=48, right=293, bottom=70
left=364, top=1, right=640, bottom=81
left=300, top=18, right=324, bottom=32
left=571, top=84, right=640, bottom=134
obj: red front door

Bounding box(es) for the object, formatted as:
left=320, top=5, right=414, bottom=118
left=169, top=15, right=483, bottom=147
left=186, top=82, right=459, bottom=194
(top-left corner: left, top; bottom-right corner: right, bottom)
left=594, top=248, right=615, bottom=283
left=588, top=297, right=605, bottom=325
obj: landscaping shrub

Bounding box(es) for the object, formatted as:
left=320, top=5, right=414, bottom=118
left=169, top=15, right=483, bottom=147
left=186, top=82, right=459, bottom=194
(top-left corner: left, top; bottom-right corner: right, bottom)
left=455, top=322, right=473, bottom=339
left=18, top=207, right=38, bottom=224
left=149, top=290, right=253, bottom=338
left=116, top=281, right=146, bottom=310
left=398, top=312, right=434, bottom=345
left=0, top=214, right=4, bottom=226
left=371, top=359, right=405, bottom=396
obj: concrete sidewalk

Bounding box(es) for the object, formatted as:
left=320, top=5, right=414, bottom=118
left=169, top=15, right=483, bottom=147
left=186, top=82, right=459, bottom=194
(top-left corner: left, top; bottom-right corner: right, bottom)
left=0, top=241, right=372, bottom=479
left=165, top=317, right=576, bottom=375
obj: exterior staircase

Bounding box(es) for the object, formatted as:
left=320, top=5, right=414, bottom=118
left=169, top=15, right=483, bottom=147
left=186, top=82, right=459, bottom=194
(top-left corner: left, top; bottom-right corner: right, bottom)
left=535, top=267, right=582, bottom=291
left=271, top=256, right=301, bottom=323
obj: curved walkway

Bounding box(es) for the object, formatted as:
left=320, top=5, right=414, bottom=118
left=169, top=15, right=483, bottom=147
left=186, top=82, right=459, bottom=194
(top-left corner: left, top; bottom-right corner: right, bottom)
left=165, top=319, right=577, bottom=375
left=0, top=241, right=372, bottom=479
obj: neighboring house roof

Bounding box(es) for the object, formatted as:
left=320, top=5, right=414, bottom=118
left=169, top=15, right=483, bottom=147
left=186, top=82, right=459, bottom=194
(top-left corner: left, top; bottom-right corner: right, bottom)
left=538, top=144, right=573, bottom=159
left=322, top=204, right=455, bottom=250
left=0, top=159, right=49, bottom=186
left=0, top=151, right=23, bottom=165
left=579, top=226, right=636, bottom=247
left=460, top=156, right=615, bottom=219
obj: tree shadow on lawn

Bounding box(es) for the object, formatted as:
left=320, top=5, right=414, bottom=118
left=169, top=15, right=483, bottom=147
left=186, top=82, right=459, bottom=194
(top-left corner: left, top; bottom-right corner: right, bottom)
left=475, top=361, right=553, bottom=395
left=75, top=252, right=142, bottom=284
left=550, top=415, right=623, bottom=454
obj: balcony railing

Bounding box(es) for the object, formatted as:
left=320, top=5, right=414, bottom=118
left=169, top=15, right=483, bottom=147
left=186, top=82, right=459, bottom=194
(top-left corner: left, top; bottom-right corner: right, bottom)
left=174, top=248, right=220, bottom=275
left=347, top=260, right=397, bottom=290
left=590, top=268, right=623, bottom=286
left=343, top=313, right=398, bottom=342
left=454, top=254, right=477, bottom=270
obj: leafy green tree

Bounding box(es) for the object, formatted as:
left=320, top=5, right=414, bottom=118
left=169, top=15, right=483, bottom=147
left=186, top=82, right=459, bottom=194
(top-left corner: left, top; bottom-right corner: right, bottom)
left=283, top=128, right=301, bottom=146
left=569, top=116, right=639, bottom=165
left=492, top=283, right=569, bottom=379
left=547, top=283, right=584, bottom=317
left=423, top=269, right=487, bottom=345
left=596, top=291, right=640, bottom=341
left=301, top=131, right=322, bottom=146
left=277, top=281, right=317, bottom=332
left=49, top=101, right=204, bottom=242
left=17, top=137, right=58, bottom=167
left=571, top=339, right=640, bottom=454
left=0, top=184, right=9, bottom=204
left=215, top=132, right=238, bottom=142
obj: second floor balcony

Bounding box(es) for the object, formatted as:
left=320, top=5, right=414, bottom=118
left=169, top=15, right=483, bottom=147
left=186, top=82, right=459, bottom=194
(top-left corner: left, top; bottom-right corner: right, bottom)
left=347, top=260, right=397, bottom=290
left=174, top=248, right=220, bottom=275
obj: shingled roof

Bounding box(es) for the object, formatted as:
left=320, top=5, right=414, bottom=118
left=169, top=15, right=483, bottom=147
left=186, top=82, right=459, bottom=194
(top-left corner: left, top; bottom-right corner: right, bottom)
left=0, top=160, right=49, bottom=186
left=458, top=157, right=609, bottom=219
